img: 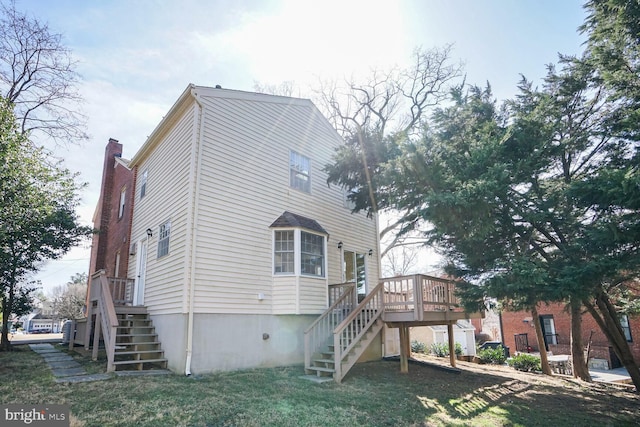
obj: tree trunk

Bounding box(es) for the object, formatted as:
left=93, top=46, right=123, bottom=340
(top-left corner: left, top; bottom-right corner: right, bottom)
left=1, top=295, right=11, bottom=351
left=569, top=298, right=591, bottom=381
left=584, top=294, right=640, bottom=392
left=532, top=305, right=552, bottom=375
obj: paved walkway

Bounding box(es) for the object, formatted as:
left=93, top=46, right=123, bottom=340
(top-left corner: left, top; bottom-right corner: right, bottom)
left=29, top=343, right=112, bottom=384
left=590, top=367, right=633, bottom=385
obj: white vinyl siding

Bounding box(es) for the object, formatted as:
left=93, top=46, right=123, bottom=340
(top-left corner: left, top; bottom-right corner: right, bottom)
left=129, top=87, right=379, bottom=317
left=190, top=90, right=378, bottom=315
left=128, top=102, right=195, bottom=314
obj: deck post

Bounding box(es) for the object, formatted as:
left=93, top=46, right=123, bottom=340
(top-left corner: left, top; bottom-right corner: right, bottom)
left=92, top=309, right=102, bottom=361
left=68, top=320, right=75, bottom=351
left=399, top=324, right=409, bottom=373
left=447, top=322, right=456, bottom=368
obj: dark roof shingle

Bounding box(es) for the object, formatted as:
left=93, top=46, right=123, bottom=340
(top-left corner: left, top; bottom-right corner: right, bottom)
left=269, top=211, right=327, bottom=234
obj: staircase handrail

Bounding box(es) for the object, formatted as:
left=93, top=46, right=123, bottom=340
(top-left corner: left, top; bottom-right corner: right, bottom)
left=304, top=283, right=356, bottom=372
left=333, top=282, right=384, bottom=381
left=94, top=272, right=119, bottom=372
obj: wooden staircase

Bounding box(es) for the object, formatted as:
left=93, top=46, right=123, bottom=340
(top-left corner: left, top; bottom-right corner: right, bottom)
left=306, top=318, right=384, bottom=380
left=112, top=307, right=167, bottom=371
left=305, top=283, right=384, bottom=383
left=86, top=271, right=168, bottom=373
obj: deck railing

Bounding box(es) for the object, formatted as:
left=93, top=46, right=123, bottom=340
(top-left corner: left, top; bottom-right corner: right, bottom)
left=381, top=274, right=461, bottom=321
left=108, top=277, right=135, bottom=305
left=333, top=282, right=384, bottom=382
left=328, top=281, right=357, bottom=307
left=304, top=283, right=356, bottom=373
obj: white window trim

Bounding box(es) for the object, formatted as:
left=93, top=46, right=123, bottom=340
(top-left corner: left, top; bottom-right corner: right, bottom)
left=140, top=169, right=148, bottom=199
left=273, top=229, right=295, bottom=276
left=157, top=219, right=171, bottom=258
left=289, top=150, right=311, bottom=193
left=273, top=228, right=326, bottom=278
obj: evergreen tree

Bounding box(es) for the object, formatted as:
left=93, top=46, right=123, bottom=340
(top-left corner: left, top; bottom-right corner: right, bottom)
left=0, top=100, right=90, bottom=350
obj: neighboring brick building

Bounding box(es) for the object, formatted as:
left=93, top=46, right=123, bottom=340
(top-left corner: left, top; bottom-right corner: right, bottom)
left=501, top=302, right=640, bottom=369
left=88, top=138, right=135, bottom=279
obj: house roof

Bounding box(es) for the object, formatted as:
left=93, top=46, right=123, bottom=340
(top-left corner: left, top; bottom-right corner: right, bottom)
left=269, top=211, right=328, bottom=235
left=429, top=320, right=475, bottom=332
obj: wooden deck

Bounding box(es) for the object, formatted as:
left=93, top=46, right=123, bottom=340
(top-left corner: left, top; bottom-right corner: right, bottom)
left=381, top=274, right=483, bottom=326
left=305, top=275, right=483, bottom=383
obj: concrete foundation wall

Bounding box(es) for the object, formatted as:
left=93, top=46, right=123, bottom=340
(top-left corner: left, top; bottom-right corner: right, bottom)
left=152, top=313, right=383, bottom=375
left=189, top=313, right=315, bottom=374
left=151, top=314, right=187, bottom=373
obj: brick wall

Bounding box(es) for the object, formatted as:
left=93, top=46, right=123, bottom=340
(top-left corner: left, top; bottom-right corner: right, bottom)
left=501, top=302, right=640, bottom=368
left=88, top=138, right=135, bottom=279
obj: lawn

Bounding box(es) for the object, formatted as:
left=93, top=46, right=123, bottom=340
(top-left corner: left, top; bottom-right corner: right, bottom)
left=0, top=344, right=638, bottom=426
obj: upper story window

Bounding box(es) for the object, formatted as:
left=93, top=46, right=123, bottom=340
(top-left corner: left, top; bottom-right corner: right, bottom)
left=343, top=188, right=357, bottom=211
left=118, top=186, right=126, bottom=218
left=290, top=150, right=310, bottom=193
left=140, top=169, right=148, bottom=199
left=157, top=220, right=171, bottom=258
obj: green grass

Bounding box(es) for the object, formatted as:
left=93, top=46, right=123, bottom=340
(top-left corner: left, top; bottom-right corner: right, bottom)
left=1, top=345, right=638, bottom=426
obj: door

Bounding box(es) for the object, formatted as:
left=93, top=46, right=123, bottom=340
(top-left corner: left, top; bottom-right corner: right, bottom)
left=134, top=239, right=147, bottom=306
left=343, top=250, right=367, bottom=299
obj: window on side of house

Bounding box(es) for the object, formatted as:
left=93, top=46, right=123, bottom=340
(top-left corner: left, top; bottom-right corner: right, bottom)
left=289, top=150, right=310, bottom=193
left=140, top=169, right=148, bottom=199
left=157, top=220, right=171, bottom=258
left=273, top=229, right=326, bottom=278
left=274, top=230, right=295, bottom=274
left=343, top=188, right=357, bottom=211
left=301, top=231, right=324, bottom=277
left=620, top=314, right=632, bottom=342
left=114, top=252, right=121, bottom=277
left=118, top=186, right=126, bottom=218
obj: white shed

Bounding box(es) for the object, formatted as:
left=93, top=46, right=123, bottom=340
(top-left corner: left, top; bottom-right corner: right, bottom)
left=411, top=320, right=477, bottom=356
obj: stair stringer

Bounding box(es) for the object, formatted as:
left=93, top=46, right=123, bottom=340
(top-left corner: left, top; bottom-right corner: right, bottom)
left=336, top=318, right=384, bottom=383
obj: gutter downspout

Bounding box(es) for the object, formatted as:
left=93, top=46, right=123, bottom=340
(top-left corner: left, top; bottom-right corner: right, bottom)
left=185, top=88, right=205, bottom=376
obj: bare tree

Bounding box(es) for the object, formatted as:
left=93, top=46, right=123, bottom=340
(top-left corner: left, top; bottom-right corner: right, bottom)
left=318, top=46, right=462, bottom=267
left=50, top=273, right=87, bottom=320
left=253, top=80, right=301, bottom=98
left=0, top=1, right=87, bottom=144
left=383, top=244, right=421, bottom=277
left=315, top=45, right=462, bottom=138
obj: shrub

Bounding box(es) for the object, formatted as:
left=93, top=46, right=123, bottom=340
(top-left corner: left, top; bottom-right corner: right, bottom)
left=411, top=340, right=426, bottom=353
left=455, top=342, right=463, bottom=356
left=430, top=342, right=449, bottom=357
left=508, top=353, right=541, bottom=372
left=477, top=346, right=507, bottom=365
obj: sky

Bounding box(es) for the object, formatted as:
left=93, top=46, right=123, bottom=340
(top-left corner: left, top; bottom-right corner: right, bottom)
left=15, top=0, right=588, bottom=293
